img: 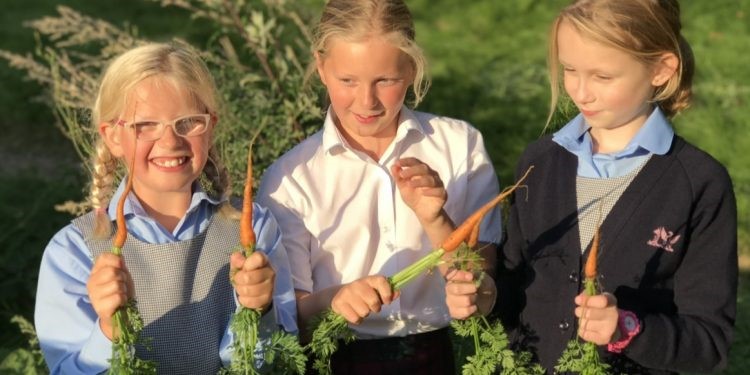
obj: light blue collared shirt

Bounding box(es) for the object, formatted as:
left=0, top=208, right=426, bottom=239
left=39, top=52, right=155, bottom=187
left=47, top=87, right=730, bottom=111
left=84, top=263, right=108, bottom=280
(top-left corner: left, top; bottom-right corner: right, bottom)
left=35, top=181, right=298, bottom=374
left=552, top=107, right=674, bottom=178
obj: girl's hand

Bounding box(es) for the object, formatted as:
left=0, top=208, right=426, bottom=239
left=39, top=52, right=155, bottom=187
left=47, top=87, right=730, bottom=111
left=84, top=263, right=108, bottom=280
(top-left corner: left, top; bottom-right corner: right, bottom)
left=445, top=269, right=497, bottom=319
left=87, top=253, right=135, bottom=340
left=574, top=292, right=620, bottom=345
left=231, top=251, right=275, bottom=311
left=392, top=157, right=447, bottom=224
left=331, top=276, right=397, bottom=324
left=445, top=269, right=478, bottom=319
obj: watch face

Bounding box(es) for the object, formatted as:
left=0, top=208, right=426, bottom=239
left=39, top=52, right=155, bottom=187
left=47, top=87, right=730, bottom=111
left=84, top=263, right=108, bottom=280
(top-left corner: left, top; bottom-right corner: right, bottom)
left=623, top=315, right=637, bottom=332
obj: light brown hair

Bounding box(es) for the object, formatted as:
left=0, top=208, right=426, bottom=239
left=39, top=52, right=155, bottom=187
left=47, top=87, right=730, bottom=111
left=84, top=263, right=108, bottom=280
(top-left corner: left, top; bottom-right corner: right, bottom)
left=547, top=0, right=694, bottom=125
left=89, top=42, right=231, bottom=237
left=309, top=0, right=430, bottom=107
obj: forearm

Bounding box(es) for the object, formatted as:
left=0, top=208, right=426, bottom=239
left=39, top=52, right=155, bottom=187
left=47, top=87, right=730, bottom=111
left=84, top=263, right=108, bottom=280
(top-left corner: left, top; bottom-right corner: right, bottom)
left=419, top=208, right=456, bottom=252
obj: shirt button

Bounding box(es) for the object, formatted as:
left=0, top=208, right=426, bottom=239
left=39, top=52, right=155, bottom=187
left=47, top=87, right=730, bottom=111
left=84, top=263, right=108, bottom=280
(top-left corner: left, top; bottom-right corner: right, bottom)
left=559, top=320, right=570, bottom=331
left=568, top=271, right=578, bottom=283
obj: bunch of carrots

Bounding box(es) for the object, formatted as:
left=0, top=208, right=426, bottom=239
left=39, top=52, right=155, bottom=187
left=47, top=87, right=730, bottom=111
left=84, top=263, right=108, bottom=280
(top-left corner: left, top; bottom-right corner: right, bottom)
left=554, top=227, right=611, bottom=375
left=108, top=159, right=156, bottom=374
left=307, top=167, right=534, bottom=375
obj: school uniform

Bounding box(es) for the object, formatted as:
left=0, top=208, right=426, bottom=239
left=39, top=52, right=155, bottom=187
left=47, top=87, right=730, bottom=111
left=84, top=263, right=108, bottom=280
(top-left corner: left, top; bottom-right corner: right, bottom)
left=497, top=108, right=737, bottom=374
left=35, top=182, right=298, bottom=374
left=258, top=106, right=502, bottom=373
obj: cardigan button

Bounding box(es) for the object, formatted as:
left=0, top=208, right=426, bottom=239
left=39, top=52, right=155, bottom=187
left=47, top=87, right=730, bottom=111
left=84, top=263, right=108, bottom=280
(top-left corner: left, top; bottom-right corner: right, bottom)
left=559, top=320, right=570, bottom=331
left=568, top=271, right=578, bottom=283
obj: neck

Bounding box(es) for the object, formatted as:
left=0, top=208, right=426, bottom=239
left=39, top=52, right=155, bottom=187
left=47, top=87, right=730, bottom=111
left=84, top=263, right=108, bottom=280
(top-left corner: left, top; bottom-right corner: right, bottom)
left=137, top=190, right=192, bottom=232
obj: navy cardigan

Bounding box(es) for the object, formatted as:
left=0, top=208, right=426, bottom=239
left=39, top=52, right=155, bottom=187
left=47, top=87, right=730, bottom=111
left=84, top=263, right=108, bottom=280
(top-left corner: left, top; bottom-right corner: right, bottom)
left=496, top=135, right=737, bottom=374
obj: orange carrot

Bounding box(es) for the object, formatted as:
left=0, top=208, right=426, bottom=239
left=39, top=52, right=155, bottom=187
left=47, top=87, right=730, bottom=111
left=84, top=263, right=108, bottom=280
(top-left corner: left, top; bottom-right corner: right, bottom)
left=440, top=166, right=533, bottom=252
left=240, top=145, right=256, bottom=252
left=467, top=222, right=480, bottom=248
left=584, top=227, right=600, bottom=281
left=113, top=156, right=135, bottom=251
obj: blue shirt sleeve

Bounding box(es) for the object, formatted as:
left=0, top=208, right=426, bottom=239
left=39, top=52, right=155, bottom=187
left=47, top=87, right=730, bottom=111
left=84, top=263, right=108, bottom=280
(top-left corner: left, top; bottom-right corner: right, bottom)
left=35, top=224, right=112, bottom=374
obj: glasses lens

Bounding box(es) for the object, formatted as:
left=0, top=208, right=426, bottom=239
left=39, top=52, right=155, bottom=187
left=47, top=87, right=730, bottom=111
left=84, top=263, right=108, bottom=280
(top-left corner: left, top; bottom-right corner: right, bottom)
left=133, top=121, right=161, bottom=140
left=174, top=115, right=209, bottom=137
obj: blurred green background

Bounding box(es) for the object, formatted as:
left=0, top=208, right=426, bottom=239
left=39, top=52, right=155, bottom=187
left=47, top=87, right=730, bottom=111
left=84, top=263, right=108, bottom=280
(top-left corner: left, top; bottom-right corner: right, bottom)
left=1, top=0, right=747, bottom=372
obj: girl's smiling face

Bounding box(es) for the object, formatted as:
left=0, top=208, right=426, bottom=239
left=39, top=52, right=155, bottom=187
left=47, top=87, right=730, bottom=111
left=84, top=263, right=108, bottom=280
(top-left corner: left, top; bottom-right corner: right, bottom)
left=316, top=35, right=414, bottom=159
left=101, top=76, right=214, bottom=206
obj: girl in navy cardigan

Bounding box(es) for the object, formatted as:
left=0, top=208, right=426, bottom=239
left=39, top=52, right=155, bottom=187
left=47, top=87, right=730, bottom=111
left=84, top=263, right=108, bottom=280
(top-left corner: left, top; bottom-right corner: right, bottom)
left=496, top=1, right=737, bottom=373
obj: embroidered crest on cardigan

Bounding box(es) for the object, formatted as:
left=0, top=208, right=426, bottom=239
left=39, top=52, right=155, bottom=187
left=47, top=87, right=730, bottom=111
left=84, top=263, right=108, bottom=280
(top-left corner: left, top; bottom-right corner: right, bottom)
left=647, top=227, right=681, bottom=252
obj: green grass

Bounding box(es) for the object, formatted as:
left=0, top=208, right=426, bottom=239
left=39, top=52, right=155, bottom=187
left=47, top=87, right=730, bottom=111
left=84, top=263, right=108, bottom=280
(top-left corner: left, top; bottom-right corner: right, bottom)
left=1, top=0, right=748, bottom=372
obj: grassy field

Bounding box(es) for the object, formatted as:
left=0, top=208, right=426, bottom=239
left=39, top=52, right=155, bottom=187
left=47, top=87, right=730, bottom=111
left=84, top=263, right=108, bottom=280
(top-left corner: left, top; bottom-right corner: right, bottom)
left=0, top=0, right=747, bottom=372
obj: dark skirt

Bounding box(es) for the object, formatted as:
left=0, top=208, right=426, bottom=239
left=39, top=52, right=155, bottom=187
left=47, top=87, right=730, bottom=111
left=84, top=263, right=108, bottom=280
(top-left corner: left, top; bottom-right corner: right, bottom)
left=327, top=327, right=455, bottom=375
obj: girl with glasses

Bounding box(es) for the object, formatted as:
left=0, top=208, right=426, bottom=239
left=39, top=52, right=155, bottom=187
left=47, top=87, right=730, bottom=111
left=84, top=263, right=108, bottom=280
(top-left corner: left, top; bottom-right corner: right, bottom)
left=34, top=42, right=297, bottom=374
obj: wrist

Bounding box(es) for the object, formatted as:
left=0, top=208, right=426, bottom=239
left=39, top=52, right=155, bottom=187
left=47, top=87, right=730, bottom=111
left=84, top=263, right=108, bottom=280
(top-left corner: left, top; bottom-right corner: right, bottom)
left=607, top=309, right=641, bottom=353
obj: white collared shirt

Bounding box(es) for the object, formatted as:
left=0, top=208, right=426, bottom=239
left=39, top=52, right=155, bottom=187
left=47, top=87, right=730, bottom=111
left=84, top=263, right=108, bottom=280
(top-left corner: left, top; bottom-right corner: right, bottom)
left=258, top=106, right=501, bottom=338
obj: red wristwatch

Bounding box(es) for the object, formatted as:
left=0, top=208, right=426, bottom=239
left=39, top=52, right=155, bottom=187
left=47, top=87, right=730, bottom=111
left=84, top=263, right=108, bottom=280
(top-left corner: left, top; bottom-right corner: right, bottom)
left=607, top=310, right=641, bottom=353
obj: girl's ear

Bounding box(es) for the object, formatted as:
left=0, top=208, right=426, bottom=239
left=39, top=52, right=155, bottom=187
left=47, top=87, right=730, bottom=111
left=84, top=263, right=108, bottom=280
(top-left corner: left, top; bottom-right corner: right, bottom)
left=99, top=122, right=125, bottom=157
left=314, top=51, right=327, bottom=86
left=652, top=52, right=679, bottom=86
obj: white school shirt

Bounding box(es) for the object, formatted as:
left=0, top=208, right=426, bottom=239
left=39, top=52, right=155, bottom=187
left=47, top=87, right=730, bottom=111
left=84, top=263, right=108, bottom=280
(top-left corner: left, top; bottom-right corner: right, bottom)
left=258, top=106, right=501, bottom=338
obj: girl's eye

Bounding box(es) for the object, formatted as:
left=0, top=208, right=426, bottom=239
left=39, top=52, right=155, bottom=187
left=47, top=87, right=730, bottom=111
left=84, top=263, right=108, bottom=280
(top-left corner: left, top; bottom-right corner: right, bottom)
left=595, top=75, right=612, bottom=81
left=134, top=121, right=160, bottom=131
left=339, top=78, right=355, bottom=85
left=377, top=79, right=399, bottom=86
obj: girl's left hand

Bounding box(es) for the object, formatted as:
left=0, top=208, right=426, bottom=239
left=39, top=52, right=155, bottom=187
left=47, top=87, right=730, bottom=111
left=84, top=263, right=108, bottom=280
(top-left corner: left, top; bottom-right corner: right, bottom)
left=574, top=292, right=620, bottom=345
left=231, top=251, right=275, bottom=311
left=392, top=157, right=447, bottom=224
left=445, top=269, right=479, bottom=319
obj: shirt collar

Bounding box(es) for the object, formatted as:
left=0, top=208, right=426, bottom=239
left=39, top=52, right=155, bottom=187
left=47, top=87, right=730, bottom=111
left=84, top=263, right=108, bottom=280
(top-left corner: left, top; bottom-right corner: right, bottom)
left=106, top=179, right=221, bottom=220
left=552, top=106, right=674, bottom=157
left=321, top=105, right=425, bottom=155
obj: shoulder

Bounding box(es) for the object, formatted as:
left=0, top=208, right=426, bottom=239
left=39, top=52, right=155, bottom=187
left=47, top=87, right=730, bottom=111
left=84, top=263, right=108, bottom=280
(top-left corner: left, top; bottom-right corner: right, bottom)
left=518, top=135, right=564, bottom=166
left=671, top=136, right=734, bottom=191
left=412, top=110, right=480, bottom=138
left=267, top=130, right=324, bottom=172
left=260, top=130, right=324, bottom=191
left=41, top=221, right=93, bottom=277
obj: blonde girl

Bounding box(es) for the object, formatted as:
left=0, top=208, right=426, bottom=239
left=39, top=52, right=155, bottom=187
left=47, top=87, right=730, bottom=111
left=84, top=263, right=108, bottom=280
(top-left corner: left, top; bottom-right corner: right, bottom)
left=35, top=43, right=297, bottom=374
left=497, top=0, right=737, bottom=373
left=258, top=0, right=502, bottom=373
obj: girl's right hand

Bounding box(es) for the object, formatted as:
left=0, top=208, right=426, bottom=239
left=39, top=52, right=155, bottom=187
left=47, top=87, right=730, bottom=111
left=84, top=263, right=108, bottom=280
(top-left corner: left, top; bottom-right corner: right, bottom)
left=331, top=276, right=397, bottom=324
left=87, top=253, right=135, bottom=340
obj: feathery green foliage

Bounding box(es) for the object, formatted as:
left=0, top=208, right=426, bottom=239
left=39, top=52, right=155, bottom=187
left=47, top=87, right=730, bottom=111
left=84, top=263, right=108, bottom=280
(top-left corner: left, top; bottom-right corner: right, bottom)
left=306, top=248, right=447, bottom=375
left=450, top=246, right=543, bottom=375
left=0, top=316, right=47, bottom=374
left=554, top=277, right=611, bottom=375
left=109, top=300, right=156, bottom=375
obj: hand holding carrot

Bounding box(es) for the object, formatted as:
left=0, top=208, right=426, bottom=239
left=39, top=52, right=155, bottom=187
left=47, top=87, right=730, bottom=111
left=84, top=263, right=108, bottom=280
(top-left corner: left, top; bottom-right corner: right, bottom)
left=445, top=269, right=479, bottom=319
left=392, top=157, right=448, bottom=225
left=231, top=251, right=275, bottom=311
left=574, top=292, right=620, bottom=345
left=331, top=275, right=397, bottom=324
left=87, top=253, right=135, bottom=340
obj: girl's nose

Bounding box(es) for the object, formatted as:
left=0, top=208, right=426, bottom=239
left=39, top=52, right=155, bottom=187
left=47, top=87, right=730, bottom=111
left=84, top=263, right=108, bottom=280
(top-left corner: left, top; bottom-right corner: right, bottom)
left=573, top=79, right=595, bottom=104
left=359, top=84, right=377, bottom=108
left=157, top=125, right=184, bottom=147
